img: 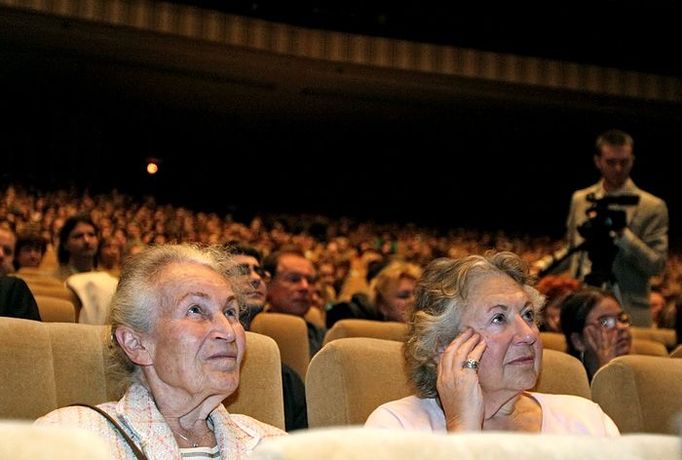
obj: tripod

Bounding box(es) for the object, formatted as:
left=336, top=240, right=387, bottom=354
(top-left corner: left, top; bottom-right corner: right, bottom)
left=538, top=236, right=619, bottom=289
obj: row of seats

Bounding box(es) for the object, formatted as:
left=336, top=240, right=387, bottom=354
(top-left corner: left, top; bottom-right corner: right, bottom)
left=4, top=315, right=682, bottom=435
left=3, top=423, right=679, bottom=459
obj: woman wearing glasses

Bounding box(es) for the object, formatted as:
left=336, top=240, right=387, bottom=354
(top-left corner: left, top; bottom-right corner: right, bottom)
left=560, top=287, right=632, bottom=381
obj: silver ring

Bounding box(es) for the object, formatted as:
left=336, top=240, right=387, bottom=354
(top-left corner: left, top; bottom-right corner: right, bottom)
left=462, top=359, right=480, bottom=370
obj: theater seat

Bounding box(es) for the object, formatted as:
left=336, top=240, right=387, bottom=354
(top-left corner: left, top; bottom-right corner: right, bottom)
left=323, top=319, right=408, bottom=345
left=0, top=420, right=111, bottom=460
left=250, top=427, right=680, bottom=460
left=591, top=355, right=682, bottom=434
left=0, top=317, right=285, bottom=429
left=306, top=337, right=590, bottom=428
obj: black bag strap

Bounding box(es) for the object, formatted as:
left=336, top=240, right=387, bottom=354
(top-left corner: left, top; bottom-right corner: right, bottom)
left=69, top=403, right=147, bottom=460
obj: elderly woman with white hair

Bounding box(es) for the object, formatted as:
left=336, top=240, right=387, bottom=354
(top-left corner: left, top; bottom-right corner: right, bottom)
left=36, top=244, right=285, bottom=459
left=365, top=251, right=618, bottom=435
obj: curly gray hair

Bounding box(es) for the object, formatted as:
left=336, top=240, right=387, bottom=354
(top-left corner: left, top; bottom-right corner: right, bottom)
left=404, top=251, right=544, bottom=398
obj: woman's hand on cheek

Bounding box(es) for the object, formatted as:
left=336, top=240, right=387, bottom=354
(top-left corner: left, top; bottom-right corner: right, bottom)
left=584, top=324, right=617, bottom=367
left=436, top=328, right=487, bottom=432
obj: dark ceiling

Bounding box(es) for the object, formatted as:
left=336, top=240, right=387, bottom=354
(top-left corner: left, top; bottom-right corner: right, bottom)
left=173, top=1, right=682, bottom=77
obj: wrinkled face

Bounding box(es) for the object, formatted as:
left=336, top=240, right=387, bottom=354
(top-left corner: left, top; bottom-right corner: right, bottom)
left=267, top=254, right=315, bottom=316
left=594, top=144, right=634, bottom=191
left=459, top=273, right=542, bottom=394
left=142, top=262, right=246, bottom=398
left=66, top=222, right=99, bottom=260
left=377, top=276, right=417, bottom=322
left=231, top=254, right=267, bottom=308
left=584, top=296, right=632, bottom=357
left=0, top=229, right=16, bottom=276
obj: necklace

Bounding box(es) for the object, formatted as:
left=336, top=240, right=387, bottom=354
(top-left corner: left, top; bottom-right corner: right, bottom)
left=173, top=429, right=213, bottom=448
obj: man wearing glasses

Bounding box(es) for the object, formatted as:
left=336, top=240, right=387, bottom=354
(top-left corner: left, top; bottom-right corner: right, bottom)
left=224, top=242, right=309, bottom=431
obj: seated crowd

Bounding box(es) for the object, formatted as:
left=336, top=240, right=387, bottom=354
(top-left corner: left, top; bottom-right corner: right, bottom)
left=1, top=184, right=681, bottom=457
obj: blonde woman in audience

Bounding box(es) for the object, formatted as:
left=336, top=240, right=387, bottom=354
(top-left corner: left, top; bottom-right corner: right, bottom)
left=369, top=260, right=423, bottom=322
left=366, top=252, right=618, bottom=435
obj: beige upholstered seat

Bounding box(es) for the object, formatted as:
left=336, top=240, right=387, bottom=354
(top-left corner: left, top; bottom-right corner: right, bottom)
left=251, top=312, right=310, bottom=380
left=34, top=295, right=76, bottom=322
left=632, top=337, right=669, bottom=357
left=323, top=319, right=408, bottom=346
left=540, top=332, right=567, bottom=352
left=304, top=307, right=325, bottom=330
left=0, top=317, right=285, bottom=429
left=250, top=427, right=681, bottom=460
left=631, top=327, right=676, bottom=350
left=0, top=420, right=112, bottom=460
left=306, top=337, right=590, bottom=428
left=591, top=355, right=682, bottom=434
left=541, top=332, right=669, bottom=357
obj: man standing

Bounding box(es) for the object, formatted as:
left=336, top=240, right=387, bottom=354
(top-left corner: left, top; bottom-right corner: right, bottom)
left=535, top=129, right=668, bottom=327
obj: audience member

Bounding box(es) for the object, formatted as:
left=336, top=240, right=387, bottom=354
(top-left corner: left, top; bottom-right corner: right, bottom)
left=97, top=235, right=123, bottom=277
left=53, top=214, right=100, bottom=281
left=559, top=287, right=632, bottom=381
left=35, top=244, right=285, bottom=457
left=224, top=242, right=308, bottom=432
left=366, top=252, right=619, bottom=435
left=13, top=233, right=47, bottom=271
left=0, top=225, right=17, bottom=276
left=368, top=260, right=422, bottom=322
left=263, top=247, right=326, bottom=356
left=0, top=275, right=41, bottom=321
left=535, top=275, right=582, bottom=332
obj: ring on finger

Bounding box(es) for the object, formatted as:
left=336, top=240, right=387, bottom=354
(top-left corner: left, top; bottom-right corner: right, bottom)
left=462, top=358, right=480, bottom=370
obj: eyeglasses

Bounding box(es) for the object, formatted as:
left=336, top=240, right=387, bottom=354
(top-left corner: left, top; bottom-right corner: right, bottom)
left=229, top=263, right=269, bottom=279
left=596, top=311, right=631, bottom=330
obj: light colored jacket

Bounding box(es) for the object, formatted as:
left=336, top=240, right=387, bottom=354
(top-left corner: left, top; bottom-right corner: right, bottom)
left=563, top=179, right=668, bottom=326
left=35, top=383, right=286, bottom=459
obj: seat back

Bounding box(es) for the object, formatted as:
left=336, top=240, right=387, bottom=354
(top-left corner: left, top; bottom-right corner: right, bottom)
left=631, top=327, right=676, bottom=350
left=532, top=349, right=591, bottom=399
left=34, top=295, right=76, bottom=322
left=323, top=319, right=408, bottom=346
left=0, top=317, right=112, bottom=419
left=304, top=307, right=325, bottom=330
left=632, top=338, right=669, bottom=357
left=249, top=427, right=682, bottom=460
left=251, top=312, right=310, bottom=380
left=539, top=332, right=567, bottom=352
left=0, top=317, right=285, bottom=429
left=306, top=338, right=590, bottom=428
left=224, top=333, right=285, bottom=430
left=306, top=337, right=410, bottom=428
left=0, top=420, right=111, bottom=460
left=591, top=355, right=682, bottom=433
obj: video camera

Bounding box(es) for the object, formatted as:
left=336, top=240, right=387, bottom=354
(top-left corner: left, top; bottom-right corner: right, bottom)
left=577, top=192, right=640, bottom=287
left=577, top=193, right=640, bottom=242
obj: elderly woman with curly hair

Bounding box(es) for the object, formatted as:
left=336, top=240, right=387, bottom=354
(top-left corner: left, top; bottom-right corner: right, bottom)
left=365, top=251, right=618, bottom=435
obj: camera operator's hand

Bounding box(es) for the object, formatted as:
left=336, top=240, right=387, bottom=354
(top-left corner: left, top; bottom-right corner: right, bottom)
left=583, top=323, right=619, bottom=368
